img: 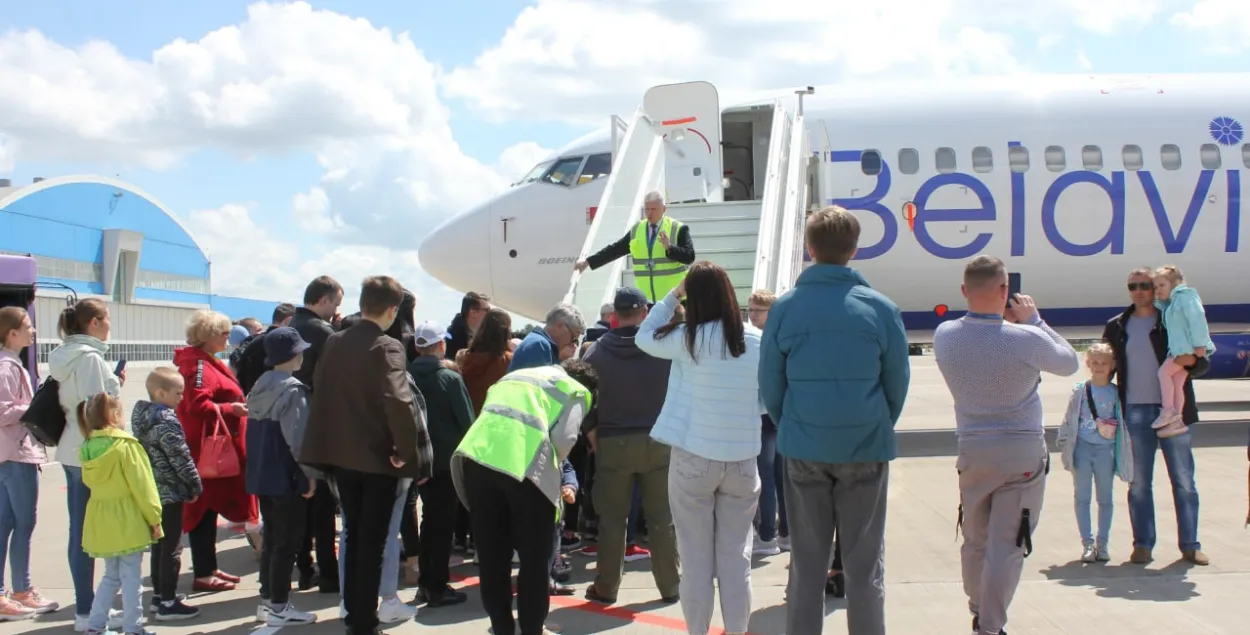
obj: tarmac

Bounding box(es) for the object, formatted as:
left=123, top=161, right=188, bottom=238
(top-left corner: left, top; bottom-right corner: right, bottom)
left=9, top=356, right=1249, bottom=635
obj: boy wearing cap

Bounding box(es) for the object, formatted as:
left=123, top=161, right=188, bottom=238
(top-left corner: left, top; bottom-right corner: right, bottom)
left=245, top=327, right=320, bottom=627
left=408, top=321, right=475, bottom=606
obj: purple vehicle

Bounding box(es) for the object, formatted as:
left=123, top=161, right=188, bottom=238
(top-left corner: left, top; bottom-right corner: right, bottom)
left=0, top=254, right=40, bottom=380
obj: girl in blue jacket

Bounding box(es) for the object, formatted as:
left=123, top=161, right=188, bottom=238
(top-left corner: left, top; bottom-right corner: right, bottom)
left=1152, top=265, right=1215, bottom=437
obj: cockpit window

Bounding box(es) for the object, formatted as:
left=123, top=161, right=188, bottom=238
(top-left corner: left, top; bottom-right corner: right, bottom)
left=577, top=153, right=612, bottom=185
left=543, top=157, right=585, bottom=186
left=515, top=160, right=554, bottom=186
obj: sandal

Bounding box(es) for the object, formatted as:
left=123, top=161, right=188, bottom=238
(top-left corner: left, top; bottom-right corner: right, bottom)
left=214, top=570, right=242, bottom=584
left=192, top=577, right=236, bottom=592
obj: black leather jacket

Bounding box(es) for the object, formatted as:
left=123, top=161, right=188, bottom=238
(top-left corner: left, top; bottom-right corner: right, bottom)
left=1102, top=305, right=1208, bottom=425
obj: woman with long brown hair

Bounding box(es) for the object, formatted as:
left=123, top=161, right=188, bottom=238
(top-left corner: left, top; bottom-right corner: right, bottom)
left=451, top=307, right=513, bottom=555
left=636, top=262, right=762, bottom=635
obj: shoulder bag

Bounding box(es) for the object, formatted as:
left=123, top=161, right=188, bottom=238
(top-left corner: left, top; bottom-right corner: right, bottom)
left=197, top=409, right=241, bottom=479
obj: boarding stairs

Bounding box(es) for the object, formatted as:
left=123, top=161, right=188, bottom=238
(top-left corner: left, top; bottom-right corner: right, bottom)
left=564, top=81, right=813, bottom=322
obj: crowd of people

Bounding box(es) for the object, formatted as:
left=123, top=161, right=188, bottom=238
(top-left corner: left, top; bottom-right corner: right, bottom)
left=0, top=203, right=1223, bottom=635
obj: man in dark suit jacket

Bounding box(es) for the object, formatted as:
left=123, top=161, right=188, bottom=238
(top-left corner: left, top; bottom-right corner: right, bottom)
left=301, top=275, right=434, bottom=635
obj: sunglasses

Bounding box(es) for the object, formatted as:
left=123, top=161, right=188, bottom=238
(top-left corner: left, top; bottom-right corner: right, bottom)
left=1127, top=282, right=1154, bottom=292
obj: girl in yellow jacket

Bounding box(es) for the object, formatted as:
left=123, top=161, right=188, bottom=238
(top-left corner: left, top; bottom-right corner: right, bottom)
left=77, top=393, right=163, bottom=635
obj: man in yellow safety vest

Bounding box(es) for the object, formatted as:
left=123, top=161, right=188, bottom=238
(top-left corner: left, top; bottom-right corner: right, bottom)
left=574, top=190, right=696, bottom=303
left=449, top=359, right=599, bottom=635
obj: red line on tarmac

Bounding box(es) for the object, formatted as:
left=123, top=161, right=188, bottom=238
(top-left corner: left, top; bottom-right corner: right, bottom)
left=450, top=572, right=761, bottom=635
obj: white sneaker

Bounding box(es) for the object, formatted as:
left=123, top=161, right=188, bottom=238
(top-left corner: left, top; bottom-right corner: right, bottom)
left=377, top=597, right=417, bottom=624
left=753, top=537, right=781, bottom=556
left=75, top=610, right=129, bottom=632
left=777, top=536, right=791, bottom=551
left=266, top=603, right=317, bottom=626
left=255, top=603, right=272, bottom=623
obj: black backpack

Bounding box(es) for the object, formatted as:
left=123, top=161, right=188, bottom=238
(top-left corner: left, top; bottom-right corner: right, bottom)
left=234, top=331, right=271, bottom=396
left=21, top=376, right=66, bottom=446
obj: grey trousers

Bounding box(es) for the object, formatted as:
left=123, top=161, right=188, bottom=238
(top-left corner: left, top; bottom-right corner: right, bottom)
left=668, top=447, right=760, bottom=635
left=956, top=435, right=1048, bottom=635
left=785, top=459, right=889, bottom=635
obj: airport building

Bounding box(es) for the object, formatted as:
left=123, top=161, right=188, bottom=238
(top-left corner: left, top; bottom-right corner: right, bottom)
left=0, top=175, right=282, bottom=362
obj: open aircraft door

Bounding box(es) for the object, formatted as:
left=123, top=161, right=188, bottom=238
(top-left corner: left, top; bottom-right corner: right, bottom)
left=644, top=81, right=723, bottom=204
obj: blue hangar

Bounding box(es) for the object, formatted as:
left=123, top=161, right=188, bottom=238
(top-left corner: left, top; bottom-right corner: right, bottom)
left=0, top=174, right=282, bottom=362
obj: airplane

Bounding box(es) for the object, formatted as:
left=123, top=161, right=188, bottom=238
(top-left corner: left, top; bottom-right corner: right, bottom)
left=418, top=73, right=1250, bottom=378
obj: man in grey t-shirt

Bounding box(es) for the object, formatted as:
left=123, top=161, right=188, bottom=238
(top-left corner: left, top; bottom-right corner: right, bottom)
left=1102, top=267, right=1209, bottom=567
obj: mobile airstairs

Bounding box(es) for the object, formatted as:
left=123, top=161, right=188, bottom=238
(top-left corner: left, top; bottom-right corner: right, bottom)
left=564, top=81, right=820, bottom=321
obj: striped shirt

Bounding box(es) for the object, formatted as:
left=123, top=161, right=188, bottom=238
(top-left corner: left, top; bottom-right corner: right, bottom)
left=933, top=313, right=1080, bottom=436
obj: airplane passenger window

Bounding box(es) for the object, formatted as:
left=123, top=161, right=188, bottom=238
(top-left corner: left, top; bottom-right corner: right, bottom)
left=577, top=153, right=612, bottom=185
left=1008, top=146, right=1029, bottom=173
left=935, top=147, right=956, bottom=173
left=861, top=150, right=883, bottom=176
left=543, top=156, right=587, bottom=186
left=1160, top=144, right=1182, bottom=170
left=971, top=147, right=993, bottom=173
left=1044, top=146, right=1066, bottom=172
left=1081, top=145, right=1103, bottom=171
left=1244, top=144, right=1250, bottom=169
left=898, top=149, right=920, bottom=175
left=1199, top=144, right=1221, bottom=170
left=1122, top=145, right=1144, bottom=170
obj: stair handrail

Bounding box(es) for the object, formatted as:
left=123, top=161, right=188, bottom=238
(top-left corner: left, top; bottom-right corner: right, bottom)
left=564, top=107, right=665, bottom=321
left=751, top=100, right=792, bottom=294
left=774, top=113, right=809, bottom=295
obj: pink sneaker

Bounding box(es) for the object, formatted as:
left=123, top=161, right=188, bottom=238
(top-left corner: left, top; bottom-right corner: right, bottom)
left=0, top=595, right=35, bottom=621
left=10, top=588, right=58, bottom=614
left=1157, top=419, right=1189, bottom=439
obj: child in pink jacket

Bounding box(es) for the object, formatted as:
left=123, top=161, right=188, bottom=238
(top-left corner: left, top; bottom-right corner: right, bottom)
left=0, top=307, right=58, bottom=619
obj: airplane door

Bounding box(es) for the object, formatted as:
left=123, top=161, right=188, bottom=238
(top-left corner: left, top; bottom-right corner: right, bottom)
left=644, top=81, right=723, bottom=203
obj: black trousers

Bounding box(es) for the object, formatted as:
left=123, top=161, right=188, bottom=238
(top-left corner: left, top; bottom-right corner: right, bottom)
left=150, top=502, right=184, bottom=602
left=464, top=461, right=556, bottom=635
left=401, top=480, right=420, bottom=559
left=566, top=437, right=590, bottom=531
left=417, top=473, right=457, bottom=593
left=259, top=494, right=309, bottom=606
left=455, top=504, right=472, bottom=545
left=187, top=508, right=220, bottom=578
left=336, top=469, right=399, bottom=635
left=297, top=479, right=339, bottom=588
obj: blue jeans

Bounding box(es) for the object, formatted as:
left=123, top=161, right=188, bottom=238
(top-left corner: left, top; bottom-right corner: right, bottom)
left=87, top=552, right=143, bottom=633
left=1072, top=440, right=1115, bottom=546
left=1124, top=404, right=1201, bottom=552
left=758, top=421, right=788, bottom=541
left=64, top=465, right=95, bottom=615
left=0, top=462, right=38, bottom=594
left=339, top=478, right=409, bottom=599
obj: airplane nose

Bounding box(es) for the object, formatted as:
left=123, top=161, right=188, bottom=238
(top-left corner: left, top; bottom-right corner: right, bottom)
left=418, top=206, right=493, bottom=297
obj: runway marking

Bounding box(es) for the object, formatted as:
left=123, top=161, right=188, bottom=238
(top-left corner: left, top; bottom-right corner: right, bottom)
left=449, top=572, right=762, bottom=635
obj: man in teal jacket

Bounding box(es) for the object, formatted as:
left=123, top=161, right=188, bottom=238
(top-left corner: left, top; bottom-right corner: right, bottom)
left=758, top=205, right=910, bottom=635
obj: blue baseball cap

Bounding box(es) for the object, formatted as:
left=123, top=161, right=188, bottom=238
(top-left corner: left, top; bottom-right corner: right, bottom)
left=228, top=324, right=250, bottom=348
left=614, top=287, right=647, bottom=311
left=263, top=327, right=311, bottom=367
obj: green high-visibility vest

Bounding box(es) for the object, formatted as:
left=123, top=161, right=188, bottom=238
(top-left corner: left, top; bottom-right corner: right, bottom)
left=630, top=216, right=688, bottom=302
left=453, top=366, right=591, bottom=520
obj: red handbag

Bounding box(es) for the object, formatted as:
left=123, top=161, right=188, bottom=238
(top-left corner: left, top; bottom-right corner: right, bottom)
left=197, top=410, right=241, bottom=479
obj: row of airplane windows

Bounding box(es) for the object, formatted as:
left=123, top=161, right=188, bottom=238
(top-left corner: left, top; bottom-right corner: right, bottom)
left=861, top=143, right=1250, bottom=176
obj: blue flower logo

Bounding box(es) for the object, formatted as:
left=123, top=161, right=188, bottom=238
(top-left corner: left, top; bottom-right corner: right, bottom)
left=1209, top=117, right=1244, bottom=146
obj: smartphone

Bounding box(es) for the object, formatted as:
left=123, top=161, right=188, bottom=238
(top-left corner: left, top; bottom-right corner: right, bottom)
left=1007, top=272, right=1022, bottom=307
left=114, top=359, right=127, bottom=377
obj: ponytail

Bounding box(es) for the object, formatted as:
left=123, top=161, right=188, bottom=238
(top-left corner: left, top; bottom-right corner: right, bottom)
left=58, top=299, right=108, bottom=338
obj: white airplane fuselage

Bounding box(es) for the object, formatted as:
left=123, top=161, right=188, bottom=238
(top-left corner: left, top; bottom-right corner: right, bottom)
left=420, top=73, right=1250, bottom=332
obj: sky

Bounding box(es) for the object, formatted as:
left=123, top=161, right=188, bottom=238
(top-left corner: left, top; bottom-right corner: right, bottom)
left=0, top=0, right=1246, bottom=321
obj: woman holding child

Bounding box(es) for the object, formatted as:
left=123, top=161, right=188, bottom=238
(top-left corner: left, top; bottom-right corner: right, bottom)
left=174, top=310, right=259, bottom=592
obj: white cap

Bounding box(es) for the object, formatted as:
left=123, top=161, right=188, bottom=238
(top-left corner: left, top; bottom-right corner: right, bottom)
left=414, top=320, right=450, bottom=347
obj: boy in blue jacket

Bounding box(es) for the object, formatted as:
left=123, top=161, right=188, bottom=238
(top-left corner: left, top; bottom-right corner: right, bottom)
left=245, top=327, right=320, bottom=628
left=758, top=206, right=909, bottom=635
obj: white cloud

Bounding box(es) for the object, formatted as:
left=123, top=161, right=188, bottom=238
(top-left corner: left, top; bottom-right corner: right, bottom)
left=442, top=0, right=1165, bottom=124
left=1077, top=48, right=1094, bottom=70
left=187, top=203, right=467, bottom=321
left=1173, top=0, right=1250, bottom=51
